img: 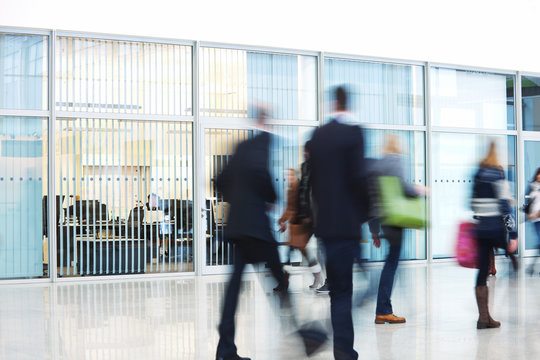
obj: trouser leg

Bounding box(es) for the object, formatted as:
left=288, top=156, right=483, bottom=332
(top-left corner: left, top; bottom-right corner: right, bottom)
left=217, top=246, right=247, bottom=357
left=323, top=238, right=358, bottom=360
left=375, top=227, right=403, bottom=315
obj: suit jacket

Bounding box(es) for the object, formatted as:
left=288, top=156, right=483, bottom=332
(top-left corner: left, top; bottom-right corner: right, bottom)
left=309, top=119, right=369, bottom=239
left=216, top=131, right=277, bottom=244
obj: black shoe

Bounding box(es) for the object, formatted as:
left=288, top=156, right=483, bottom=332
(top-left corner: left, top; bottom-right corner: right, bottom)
left=273, top=272, right=289, bottom=292
left=315, top=280, right=329, bottom=294
left=216, top=355, right=251, bottom=360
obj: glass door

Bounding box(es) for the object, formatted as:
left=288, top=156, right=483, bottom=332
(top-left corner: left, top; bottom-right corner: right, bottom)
left=523, top=138, right=540, bottom=256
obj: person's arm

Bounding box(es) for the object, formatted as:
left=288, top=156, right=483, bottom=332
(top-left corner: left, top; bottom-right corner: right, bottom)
left=494, top=171, right=517, bottom=240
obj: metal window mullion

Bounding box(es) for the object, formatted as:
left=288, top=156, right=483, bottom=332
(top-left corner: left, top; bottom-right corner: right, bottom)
left=167, top=121, right=172, bottom=272
left=130, top=118, right=135, bottom=273
left=124, top=119, right=128, bottom=274
left=149, top=122, right=154, bottom=273
left=173, top=123, right=178, bottom=272
left=143, top=120, right=148, bottom=273
left=209, top=129, right=214, bottom=266
left=424, top=62, right=433, bottom=263
left=110, top=119, right=116, bottom=274
left=516, top=72, right=525, bottom=257
left=105, top=119, right=110, bottom=275
left=85, top=118, right=90, bottom=276
left=48, top=30, right=58, bottom=282
left=98, top=118, right=103, bottom=275
left=92, top=118, right=96, bottom=275
left=160, top=121, right=166, bottom=271
left=179, top=124, right=185, bottom=271
left=135, top=119, right=141, bottom=273
left=220, top=129, right=225, bottom=264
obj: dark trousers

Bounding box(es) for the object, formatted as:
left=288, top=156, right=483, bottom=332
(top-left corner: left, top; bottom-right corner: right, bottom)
left=216, top=238, right=286, bottom=358
left=376, top=226, right=403, bottom=315
left=535, top=221, right=540, bottom=248
left=476, top=239, right=493, bottom=287
left=322, top=238, right=359, bottom=360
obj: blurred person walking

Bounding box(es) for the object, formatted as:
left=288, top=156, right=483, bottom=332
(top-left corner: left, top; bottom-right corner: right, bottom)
left=525, top=167, right=540, bottom=275
left=214, top=109, right=288, bottom=360
left=369, top=134, right=427, bottom=325
left=309, top=86, right=370, bottom=360
left=470, top=141, right=518, bottom=329
left=278, top=168, right=323, bottom=290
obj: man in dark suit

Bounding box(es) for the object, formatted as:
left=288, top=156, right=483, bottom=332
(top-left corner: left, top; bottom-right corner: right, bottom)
left=309, top=86, right=369, bottom=360
left=214, top=110, right=287, bottom=360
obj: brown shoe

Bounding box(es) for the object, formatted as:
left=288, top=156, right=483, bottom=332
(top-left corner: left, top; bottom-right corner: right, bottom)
left=375, top=314, right=406, bottom=324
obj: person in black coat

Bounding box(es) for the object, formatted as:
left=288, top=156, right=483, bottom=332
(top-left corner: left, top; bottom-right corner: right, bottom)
left=214, top=110, right=287, bottom=360
left=309, top=86, right=369, bottom=360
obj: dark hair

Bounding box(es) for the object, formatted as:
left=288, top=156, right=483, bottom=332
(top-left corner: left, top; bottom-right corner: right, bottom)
left=304, top=140, right=312, bottom=153
left=533, top=167, right=540, bottom=182
left=334, top=86, right=348, bottom=111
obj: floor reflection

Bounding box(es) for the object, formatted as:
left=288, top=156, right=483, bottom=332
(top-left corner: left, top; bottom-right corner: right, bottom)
left=1, top=262, right=540, bottom=359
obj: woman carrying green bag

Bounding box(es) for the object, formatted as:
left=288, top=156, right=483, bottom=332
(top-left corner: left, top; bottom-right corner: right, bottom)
left=368, top=135, right=427, bottom=324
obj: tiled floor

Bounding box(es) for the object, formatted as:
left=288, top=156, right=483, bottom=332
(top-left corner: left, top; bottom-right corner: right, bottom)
left=1, top=260, right=540, bottom=360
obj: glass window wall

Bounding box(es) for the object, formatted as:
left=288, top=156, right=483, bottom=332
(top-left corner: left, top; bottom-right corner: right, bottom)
left=524, top=141, right=540, bottom=250
left=200, top=48, right=317, bottom=121
left=362, top=130, right=426, bottom=261
left=431, top=133, right=516, bottom=258
left=430, top=68, right=515, bottom=130
left=0, top=34, right=48, bottom=110
left=0, top=116, right=47, bottom=278
left=521, top=76, right=540, bottom=131
left=55, top=118, right=193, bottom=276
left=324, top=59, right=424, bottom=125
left=56, top=37, right=192, bottom=115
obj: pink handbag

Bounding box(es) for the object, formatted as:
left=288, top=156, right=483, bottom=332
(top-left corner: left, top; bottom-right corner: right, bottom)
left=455, top=221, right=478, bottom=269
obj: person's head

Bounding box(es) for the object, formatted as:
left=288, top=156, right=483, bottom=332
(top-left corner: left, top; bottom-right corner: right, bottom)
left=383, top=134, right=401, bottom=155
left=533, top=167, right=540, bottom=183
left=256, top=106, right=268, bottom=126
left=286, top=168, right=297, bottom=185
left=334, top=86, right=348, bottom=112
left=303, top=140, right=311, bottom=160
left=480, top=140, right=502, bottom=170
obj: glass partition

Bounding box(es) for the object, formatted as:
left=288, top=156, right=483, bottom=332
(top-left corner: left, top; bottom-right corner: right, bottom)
left=0, top=34, right=48, bottom=110
left=522, top=76, right=540, bottom=131
left=56, top=37, right=192, bottom=115
left=200, top=48, right=317, bottom=121
left=524, top=141, right=540, bottom=250
left=362, top=129, right=426, bottom=261
left=0, top=116, right=47, bottom=279
left=324, top=59, right=424, bottom=126
left=430, top=68, right=514, bottom=130
left=431, top=133, right=516, bottom=258
left=55, top=118, right=193, bottom=276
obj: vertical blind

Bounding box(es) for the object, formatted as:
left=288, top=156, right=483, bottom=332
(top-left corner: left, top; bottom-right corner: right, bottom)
left=56, top=37, right=192, bottom=115
left=56, top=118, right=193, bottom=276
left=324, top=58, right=424, bottom=126
left=200, top=48, right=317, bottom=121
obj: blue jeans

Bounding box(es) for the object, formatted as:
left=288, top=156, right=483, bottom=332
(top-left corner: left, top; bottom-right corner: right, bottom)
left=376, top=226, right=403, bottom=316
left=322, top=238, right=359, bottom=360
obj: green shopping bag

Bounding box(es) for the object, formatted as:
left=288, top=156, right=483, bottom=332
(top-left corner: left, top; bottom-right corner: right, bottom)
left=378, top=176, right=426, bottom=229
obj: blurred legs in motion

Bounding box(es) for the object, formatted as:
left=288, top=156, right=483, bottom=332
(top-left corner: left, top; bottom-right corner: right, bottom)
left=323, top=238, right=359, bottom=360
left=217, top=239, right=287, bottom=360
left=375, top=226, right=405, bottom=324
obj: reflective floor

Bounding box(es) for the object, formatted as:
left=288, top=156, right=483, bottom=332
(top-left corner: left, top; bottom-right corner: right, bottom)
left=1, top=260, right=540, bottom=360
